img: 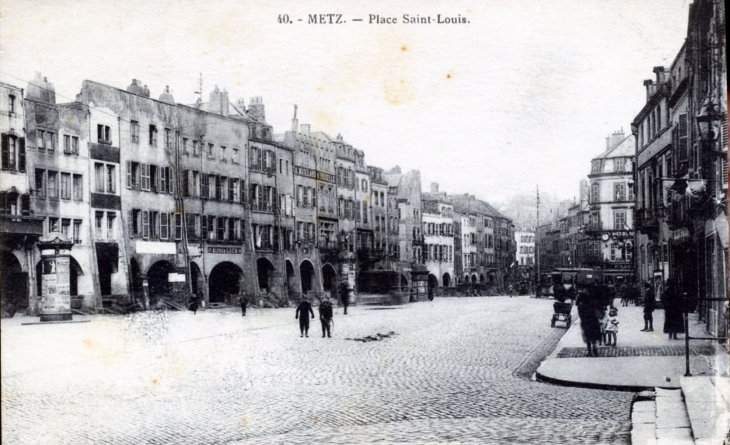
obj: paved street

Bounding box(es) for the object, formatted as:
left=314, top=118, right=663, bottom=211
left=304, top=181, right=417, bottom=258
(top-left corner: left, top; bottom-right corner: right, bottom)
left=2, top=297, right=633, bottom=444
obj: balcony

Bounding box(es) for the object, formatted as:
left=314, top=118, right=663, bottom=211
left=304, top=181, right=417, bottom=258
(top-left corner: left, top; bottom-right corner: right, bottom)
left=0, top=214, right=44, bottom=237
left=636, top=207, right=666, bottom=234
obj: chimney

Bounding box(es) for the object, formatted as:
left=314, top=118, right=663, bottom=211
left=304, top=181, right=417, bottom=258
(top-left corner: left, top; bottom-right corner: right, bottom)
left=159, top=85, right=175, bottom=104
left=607, top=130, right=625, bottom=150
left=207, top=86, right=229, bottom=117
left=248, top=96, right=265, bottom=121
left=643, top=79, right=655, bottom=101
left=27, top=72, right=56, bottom=104
left=430, top=182, right=439, bottom=193
left=653, top=66, right=666, bottom=85
left=292, top=104, right=299, bottom=132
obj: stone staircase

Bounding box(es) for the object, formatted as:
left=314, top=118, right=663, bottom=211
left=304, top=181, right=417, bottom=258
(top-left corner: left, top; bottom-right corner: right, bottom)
left=631, top=377, right=730, bottom=445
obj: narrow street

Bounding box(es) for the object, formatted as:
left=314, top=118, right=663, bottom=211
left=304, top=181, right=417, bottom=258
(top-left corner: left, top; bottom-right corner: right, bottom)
left=2, top=297, right=633, bottom=444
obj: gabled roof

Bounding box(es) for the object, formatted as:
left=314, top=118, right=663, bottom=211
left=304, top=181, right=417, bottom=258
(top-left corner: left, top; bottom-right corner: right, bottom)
left=593, top=134, right=635, bottom=159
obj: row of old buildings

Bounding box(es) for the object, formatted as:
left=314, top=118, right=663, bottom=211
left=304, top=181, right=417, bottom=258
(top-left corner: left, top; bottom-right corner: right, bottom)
left=537, top=0, right=727, bottom=338
left=0, top=73, right=515, bottom=315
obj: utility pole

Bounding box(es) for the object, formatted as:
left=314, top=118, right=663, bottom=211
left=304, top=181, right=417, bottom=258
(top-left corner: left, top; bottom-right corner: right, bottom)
left=535, top=185, right=540, bottom=297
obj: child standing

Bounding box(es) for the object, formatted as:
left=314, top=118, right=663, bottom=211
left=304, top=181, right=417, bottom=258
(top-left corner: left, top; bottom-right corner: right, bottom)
left=606, top=307, right=619, bottom=346
left=597, top=307, right=609, bottom=346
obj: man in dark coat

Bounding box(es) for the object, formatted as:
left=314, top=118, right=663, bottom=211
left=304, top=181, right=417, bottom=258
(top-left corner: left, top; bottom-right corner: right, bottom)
left=319, top=298, right=333, bottom=338
left=295, top=296, right=315, bottom=337
left=641, top=283, right=655, bottom=332
left=662, top=279, right=685, bottom=339
left=240, top=295, right=248, bottom=317
left=577, top=286, right=601, bottom=357
left=339, top=282, right=350, bottom=315
left=189, top=296, right=199, bottom=315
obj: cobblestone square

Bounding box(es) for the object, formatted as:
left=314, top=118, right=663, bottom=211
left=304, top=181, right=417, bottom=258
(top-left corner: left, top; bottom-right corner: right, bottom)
left=2, top=297, right=633, bottom=444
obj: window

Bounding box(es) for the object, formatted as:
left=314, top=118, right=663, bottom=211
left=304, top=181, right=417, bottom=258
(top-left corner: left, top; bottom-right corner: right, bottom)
left=97, top=125, right=111, bottom=144
left=9, top=94, right=15, bottom=113
left=193, top=140, right=200, bottom=156
left=1, top=134, right=25, bottom=171
left=48, top=217, right=60, bottom=233
left=182, top=137, right=189, bottom=154
left=160, top=213, right=169, bottom=240
left=149, top=125, right=158, bottom=146
left=175, top=213, right=182, bottom=240
left=130, top=121, right=140, bottom=143
left=164, top=128, right=173, bottom=149
left=220, top=146, right=227, bottom=161
left=73, top=220, right=82, bottom=243
left=150, top=212, right=158, bottom=239
left=208, top=143, right=214, bottom=156
left=232, top=179, right=240, bottom=202
left=614, top=183, right=626, bottom=201
left=613, top=210, right=627, bottom=231
left=63, top=135, right=79, bottom=155
left=107, top=212, right=116, bottom=238
left=228, top=178, right=235, bottom=202
left=95, top=212, right=104, bottom=238
left=60, top=173, right=71, bottom=199
left=72, top=174, right=83, bottom=201
left=591, top=183, right=600, bottom=203
left=591, top=160, right=601, bottom=173
left=232, top=147, right=239, bottom=163
left=615, top=158, right=626, bottom=172
left=47, top=170, right=58, bottom=198
left=95, top=163, right=116, bottom=193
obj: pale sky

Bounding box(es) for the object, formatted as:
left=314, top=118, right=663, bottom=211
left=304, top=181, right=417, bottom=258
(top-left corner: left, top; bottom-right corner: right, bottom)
left=0, top=0, right=690, bottom=204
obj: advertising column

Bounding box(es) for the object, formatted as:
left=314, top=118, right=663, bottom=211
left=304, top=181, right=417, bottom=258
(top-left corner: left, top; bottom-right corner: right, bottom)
left=37, top=233, right=75, bottom=322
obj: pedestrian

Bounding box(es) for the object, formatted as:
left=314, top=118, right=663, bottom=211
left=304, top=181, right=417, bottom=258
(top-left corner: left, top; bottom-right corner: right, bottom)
left=620, top=284, right=630, bottom=307
left=662, top=279, right=685, bottom=340
left=606, top=306, right=619, bottom=346
left=339, top=282, right=350, bottom=315
left=189, top=295, right=199, bottom=315
left=240, top=295, right=248, bottom=317
left=641, top=282, right=655, bottom=331
left=428, top=285, right=434, bottom=301
left=508, top=284, right=513, bottom=298
left=295, top=296, right=315, bottom=337
left=319, top=298, right=333, bottom=338
left=577, top=286, right=601, bottom=357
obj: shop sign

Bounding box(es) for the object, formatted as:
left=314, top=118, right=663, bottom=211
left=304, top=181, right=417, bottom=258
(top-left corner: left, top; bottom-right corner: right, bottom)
left=207, top=246, right=243, bottom=254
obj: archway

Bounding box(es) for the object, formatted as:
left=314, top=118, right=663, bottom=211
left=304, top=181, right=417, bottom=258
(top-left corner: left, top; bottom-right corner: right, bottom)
left=257, top=258, right=275, bottom=292
left=35, top=256, right=81, bottom=297
left=147, top=261, right=176, bottom=306
left=471, top=274, right=478, bottom=283
left=2, top=251, right=28, bottom=314
left=189, top=262, right=203, bottom=297
left=428, top=273, right=438, bottom=289
left=442, top=272, right=451, bottom=287
left=322, top=264, right=337, bottom=295
left=285, top=260, right=298, bottom=298
left=300, top=260, right=316, bottom=295
left=209, top=262, right=243, bottom=303
left=480, top=274, right=485, bottom=283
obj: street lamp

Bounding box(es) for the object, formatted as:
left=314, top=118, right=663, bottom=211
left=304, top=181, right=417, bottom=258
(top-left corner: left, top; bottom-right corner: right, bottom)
left=695, top=98, right=721, bottom=142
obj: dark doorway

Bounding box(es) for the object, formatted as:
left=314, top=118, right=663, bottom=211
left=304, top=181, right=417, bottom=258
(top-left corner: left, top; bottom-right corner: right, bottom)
left=285, top=260, right=298, bottom=298
left=189, top=262, right=203, bottom=297
left=209, top=262, right=242, bottom=303
left=257, top=258, right=275, bottom=291
left=400, top=274, right=409, bottom=290
left=2, top=251, right=28, bottom=313
left=480, top=274, right=485, bottom=283
left=300, top=260, right=315, bottom=295
left=147, top=261, right=175, bottom=306
left=322, top=264, right=337, bottom=294
left=95, top=243, right=118, bottom=296
left=443, top=273, right=451, bottom=287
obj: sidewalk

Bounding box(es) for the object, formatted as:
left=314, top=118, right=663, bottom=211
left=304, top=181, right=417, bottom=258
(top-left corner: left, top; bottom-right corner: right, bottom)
left=536, top=305, right=728, bottom=391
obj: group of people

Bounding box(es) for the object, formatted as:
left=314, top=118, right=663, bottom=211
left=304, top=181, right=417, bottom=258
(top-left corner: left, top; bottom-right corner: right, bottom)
left=642, top=279, right=686, bottom=339
left=295, top=296, right=337, bottom=338
left=578, top=278, right=689, bottom=356
left=577, top=283, right=620, bottom=356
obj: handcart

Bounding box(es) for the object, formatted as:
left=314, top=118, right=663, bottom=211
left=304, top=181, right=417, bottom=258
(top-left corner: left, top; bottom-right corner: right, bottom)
left=551, top=300, right=573, bottom=328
